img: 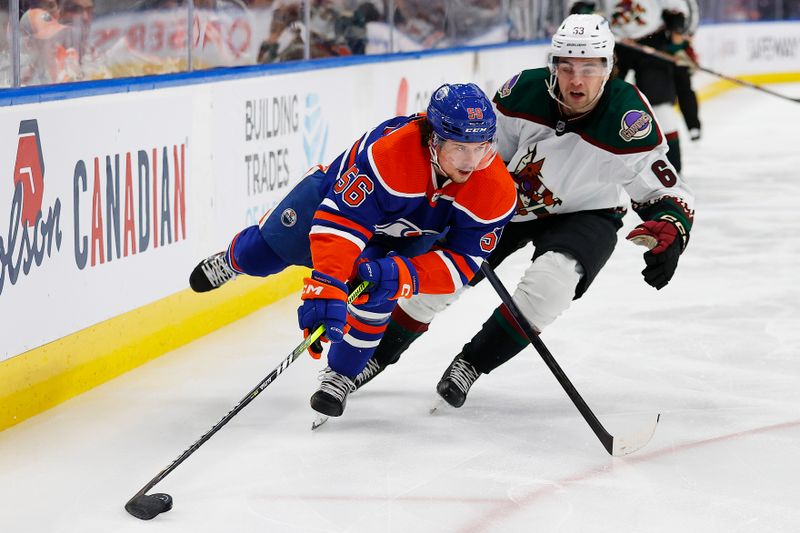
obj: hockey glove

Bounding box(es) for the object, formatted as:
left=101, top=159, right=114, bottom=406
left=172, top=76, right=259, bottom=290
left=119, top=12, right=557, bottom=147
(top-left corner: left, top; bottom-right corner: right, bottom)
left=356, top=254, right=420, bottom=307
left=297, top=270, right=350, bottom=358
left=626, top=219, right=684, bottom=290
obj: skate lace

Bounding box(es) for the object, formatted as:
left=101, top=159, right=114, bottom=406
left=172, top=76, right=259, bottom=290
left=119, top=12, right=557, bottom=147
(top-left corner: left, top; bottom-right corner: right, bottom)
left=354, top=358, right=382, bottom=387
left=318, top=367, right=356, bottom=401
left=447, top=359, right=480, bottom=394
left=201, top=253, right=237, bottom=288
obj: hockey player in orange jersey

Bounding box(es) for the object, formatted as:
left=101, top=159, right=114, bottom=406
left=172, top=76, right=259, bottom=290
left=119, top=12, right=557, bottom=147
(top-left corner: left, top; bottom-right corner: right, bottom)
left=189, top=83, right=517, bottom=417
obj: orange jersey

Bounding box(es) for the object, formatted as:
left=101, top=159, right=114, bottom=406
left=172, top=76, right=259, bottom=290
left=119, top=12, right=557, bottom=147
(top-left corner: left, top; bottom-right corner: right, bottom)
left=310, top=115, right=516, bottom=293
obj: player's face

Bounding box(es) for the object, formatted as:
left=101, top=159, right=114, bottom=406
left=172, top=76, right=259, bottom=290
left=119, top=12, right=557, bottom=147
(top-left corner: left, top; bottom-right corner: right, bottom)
left=436, top=139, right=496, bottom=183
left=555, top=57, right=607, bottom=115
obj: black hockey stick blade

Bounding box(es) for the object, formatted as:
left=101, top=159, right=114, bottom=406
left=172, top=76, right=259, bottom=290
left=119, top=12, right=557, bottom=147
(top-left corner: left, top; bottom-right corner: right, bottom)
left=124, top=281, right=370, bottom=519
left=125, top=493, right=173, bottom=520
left=479, top=262, right=659, bottom=456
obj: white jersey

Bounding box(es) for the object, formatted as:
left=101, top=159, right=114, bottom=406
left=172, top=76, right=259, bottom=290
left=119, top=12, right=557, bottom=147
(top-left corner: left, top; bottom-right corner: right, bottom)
left=598, top=0, right=690, bottom=39
left=493, top=68, right=694, bottom=231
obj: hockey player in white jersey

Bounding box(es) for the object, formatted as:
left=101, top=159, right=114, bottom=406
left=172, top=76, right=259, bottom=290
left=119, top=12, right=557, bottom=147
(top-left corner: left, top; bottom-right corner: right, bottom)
left=350, top=14, right=695, bottom=408
left=570, top=0, right=698, bottom=171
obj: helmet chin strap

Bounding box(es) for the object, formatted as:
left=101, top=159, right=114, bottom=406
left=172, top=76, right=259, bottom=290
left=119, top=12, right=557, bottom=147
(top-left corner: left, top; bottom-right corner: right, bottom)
left=429, top=142, right=445, bottom=175
left=546, top=73, right=608, bottom=117
left=428, top=142, right=453, bottom=185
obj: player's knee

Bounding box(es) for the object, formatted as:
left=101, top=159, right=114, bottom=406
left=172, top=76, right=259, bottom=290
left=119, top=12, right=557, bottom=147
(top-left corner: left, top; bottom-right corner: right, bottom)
left=397, top=286, right=468, bottom=324
left=512, top=251, right=582, bottom=332
left=229, top=225, right=288, bottom=277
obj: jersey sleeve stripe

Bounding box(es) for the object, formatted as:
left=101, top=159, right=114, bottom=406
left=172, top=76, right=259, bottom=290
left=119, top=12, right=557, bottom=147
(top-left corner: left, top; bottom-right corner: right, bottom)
left=435, top=250, right=469, bottom=288
left=313, top=209, right=374, bottom=241
left=408, top=252, right=456, bottom=294
left=440, top=248, right=479, bottom=281
left=309, top=225, right=368, bottom=250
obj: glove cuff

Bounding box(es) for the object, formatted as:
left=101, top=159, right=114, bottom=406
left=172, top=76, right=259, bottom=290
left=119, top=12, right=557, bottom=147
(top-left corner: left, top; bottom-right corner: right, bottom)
left=393, top=256, right=420, bottom=299
left=657, top=214, right=689, bottom=250
left=302, top=270, right=348, bottom=301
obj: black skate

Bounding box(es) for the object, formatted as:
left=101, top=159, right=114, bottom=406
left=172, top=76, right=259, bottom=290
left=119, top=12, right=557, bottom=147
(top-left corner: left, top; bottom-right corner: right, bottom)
left=353, top=357, right=387, bottom=390
left=436, top=353, right=480, bottom=408
left=189, top=251, right=237, bottom=293
left=310, top=367, right=356, bottom=417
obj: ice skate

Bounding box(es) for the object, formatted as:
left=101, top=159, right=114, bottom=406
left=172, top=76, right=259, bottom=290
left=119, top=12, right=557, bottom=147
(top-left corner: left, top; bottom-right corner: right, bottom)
left=189, top=252, right=238, bottom=293
left=353, top=357, right=387, bottom=391
left=310, top=367, right=356, bottom=417
left=436, top=353, right=481, bottom=408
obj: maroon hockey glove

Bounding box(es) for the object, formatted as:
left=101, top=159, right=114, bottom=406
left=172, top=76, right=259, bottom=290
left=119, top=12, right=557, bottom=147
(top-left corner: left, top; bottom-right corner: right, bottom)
left=626, top=220, right=683, bottom=290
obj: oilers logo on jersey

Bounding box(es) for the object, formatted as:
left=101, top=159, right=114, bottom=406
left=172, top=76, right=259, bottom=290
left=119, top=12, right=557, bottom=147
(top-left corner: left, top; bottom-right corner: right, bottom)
left=281, top=208, right=298, bottom=227
left=512, top=145, right=562, bottom=216
left=374, top=218, right=441, bottom=238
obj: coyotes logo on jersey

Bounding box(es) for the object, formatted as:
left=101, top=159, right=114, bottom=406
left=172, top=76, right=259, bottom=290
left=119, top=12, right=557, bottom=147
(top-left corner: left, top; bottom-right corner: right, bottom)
left=512, top=145, right=561, bottom=216
left=611, top=0, right=647, bottom=27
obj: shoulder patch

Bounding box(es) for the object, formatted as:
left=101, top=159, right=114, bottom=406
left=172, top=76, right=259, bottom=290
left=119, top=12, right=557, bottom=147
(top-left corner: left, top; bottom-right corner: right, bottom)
left=497, top=73, right=521, bottom=98
left=619, top=110, right=653, bottom=141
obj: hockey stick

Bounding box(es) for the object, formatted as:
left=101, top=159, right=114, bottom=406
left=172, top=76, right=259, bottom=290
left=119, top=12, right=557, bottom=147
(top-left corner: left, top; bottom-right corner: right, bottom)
left=479, top=262, right=659, bottom=456
left=616, top=39, right=800, bottom=104
left=124, top=281, right=370, bottom=520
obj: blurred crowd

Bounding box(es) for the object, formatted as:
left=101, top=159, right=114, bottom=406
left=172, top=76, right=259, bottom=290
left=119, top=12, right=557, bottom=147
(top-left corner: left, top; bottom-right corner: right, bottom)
left=1, top=0, right=798, bottom=87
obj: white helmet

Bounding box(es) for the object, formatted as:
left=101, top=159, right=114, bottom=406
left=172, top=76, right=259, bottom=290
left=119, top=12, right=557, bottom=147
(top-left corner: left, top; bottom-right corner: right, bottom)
left=547, top=14, right=615, bottom=77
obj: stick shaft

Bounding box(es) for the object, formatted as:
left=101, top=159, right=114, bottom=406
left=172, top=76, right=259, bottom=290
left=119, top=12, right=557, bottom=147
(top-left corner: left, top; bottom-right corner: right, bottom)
left=479, top=263, right=615, bottom=454
left=616, top=39, right=800, bottom=104
left=126, top=281, right=370, bottom=501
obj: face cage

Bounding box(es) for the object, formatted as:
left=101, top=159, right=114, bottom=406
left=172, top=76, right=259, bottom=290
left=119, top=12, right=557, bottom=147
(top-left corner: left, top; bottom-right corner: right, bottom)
left=429, top=133, right=499, bottom=175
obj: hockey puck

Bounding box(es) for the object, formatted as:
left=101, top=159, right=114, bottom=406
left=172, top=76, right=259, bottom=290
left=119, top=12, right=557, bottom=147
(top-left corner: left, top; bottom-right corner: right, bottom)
left=125, top=492, right=173, bottom=520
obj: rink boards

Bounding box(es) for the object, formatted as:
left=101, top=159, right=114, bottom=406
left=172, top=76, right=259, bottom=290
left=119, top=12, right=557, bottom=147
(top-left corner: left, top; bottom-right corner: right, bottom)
left=1, top=21, right=798, bottom=431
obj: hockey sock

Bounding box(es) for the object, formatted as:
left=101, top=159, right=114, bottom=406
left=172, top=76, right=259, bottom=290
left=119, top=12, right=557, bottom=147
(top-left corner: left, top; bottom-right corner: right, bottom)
left=461, top=305, right=530, bottom=374
left=371, top=306, right=429, bottom=367
left=665, top=133, right=682, bottom=174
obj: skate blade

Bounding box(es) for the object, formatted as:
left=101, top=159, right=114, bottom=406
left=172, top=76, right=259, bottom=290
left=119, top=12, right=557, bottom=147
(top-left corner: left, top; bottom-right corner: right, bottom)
left=311, top=414, right=329, bottom=430
left=429, top=397, right=447, bottom=415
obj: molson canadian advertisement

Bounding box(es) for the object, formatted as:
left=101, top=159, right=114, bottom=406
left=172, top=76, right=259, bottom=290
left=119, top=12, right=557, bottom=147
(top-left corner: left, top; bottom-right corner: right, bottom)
left=0, top=90, right=196, bottom=361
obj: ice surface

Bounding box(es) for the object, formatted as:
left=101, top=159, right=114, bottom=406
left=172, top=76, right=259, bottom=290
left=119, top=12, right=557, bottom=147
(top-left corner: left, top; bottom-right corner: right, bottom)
left=1, top=83, right=799, bottom=533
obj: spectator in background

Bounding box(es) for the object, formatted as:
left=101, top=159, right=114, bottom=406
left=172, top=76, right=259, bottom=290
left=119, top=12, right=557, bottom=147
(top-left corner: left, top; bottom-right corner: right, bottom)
left=664, top=3, right=702, bottom=141
left=59, top=0, right=93, bottom=61
left=394, top=0, right=447, bottom=48
left=723, top=0, right=759, bottom=21
left=257, top=0, right=380, bottom=63
left=0, top=0, right=9, bottom=86
left=19, top=0, right=75, bottom=84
